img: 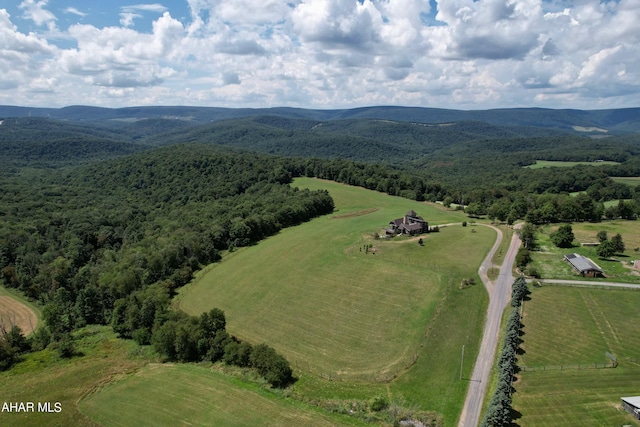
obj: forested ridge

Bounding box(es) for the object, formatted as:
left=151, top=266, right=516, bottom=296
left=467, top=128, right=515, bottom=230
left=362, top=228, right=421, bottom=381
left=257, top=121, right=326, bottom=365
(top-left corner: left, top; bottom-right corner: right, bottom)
left=0, top=144, right=333, bottom=380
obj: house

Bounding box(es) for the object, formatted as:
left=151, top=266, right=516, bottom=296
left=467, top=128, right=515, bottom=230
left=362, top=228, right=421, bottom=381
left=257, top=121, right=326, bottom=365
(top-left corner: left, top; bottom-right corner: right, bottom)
left=622, top=396, right=640, bottom=420
left=563, top=253, right=604, bottom=277
left=387, top=210, right=429, bottom=236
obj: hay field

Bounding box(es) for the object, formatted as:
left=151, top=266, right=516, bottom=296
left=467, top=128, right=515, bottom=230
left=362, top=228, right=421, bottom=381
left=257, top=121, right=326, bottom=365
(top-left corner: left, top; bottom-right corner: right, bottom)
left=178, top=178, right=490, bottom=380
left=80, top=363, right=365, bottom=427
left=178, top=178, right=494, bottom=426
left=0, top=287, right=39, bottom=335
left=513, top=286, right=640, bottom=426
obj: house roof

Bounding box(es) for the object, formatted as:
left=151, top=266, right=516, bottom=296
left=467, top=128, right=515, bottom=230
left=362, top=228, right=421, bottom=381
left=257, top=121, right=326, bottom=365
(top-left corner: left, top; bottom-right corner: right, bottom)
left=622, top=396, right=640, bottom=408
left=564, top=253, right=603, bottom=273
left=402, top=223, right=424, bottom=232
left=406, top=210, right=418, bottom=217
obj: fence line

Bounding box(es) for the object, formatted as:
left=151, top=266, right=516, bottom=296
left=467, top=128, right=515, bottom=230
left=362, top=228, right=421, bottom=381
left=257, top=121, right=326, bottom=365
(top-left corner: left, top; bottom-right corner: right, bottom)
left=520, top=361, right=616, bottom=372
left=538, top=281, right=640, bottom=291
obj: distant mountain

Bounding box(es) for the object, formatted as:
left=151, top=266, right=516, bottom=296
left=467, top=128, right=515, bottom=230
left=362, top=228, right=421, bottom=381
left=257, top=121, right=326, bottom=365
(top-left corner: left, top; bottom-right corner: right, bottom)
left=1, top=105, right=639, bottom=133
left=0, top=117, right=147, bottom=167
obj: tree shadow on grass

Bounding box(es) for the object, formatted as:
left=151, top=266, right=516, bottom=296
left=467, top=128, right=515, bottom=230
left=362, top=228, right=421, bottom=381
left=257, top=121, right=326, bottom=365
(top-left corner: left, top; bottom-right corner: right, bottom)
left=510, top=407, right=523, bottom=427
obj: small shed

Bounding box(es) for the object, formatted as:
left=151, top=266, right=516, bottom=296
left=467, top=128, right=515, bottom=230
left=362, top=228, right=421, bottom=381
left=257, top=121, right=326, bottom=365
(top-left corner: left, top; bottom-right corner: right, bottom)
left=621, top=396, right=640, bottom=420
left=563, top=253, right=604, bottom=277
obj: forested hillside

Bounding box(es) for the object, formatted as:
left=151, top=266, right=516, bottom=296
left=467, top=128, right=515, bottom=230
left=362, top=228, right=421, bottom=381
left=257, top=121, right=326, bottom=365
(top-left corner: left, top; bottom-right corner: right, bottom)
left=0, top=117, right=146, bottom=169
left=3, top=105, right=640, bottom=133
left=0, top=145, right=333, bottom=370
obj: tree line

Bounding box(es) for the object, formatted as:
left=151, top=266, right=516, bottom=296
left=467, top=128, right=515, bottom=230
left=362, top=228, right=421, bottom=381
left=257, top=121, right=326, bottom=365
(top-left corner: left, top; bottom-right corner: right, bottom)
left=480, top=277, right=529, bottom=427
left=0, top=145, right=333, bottom=371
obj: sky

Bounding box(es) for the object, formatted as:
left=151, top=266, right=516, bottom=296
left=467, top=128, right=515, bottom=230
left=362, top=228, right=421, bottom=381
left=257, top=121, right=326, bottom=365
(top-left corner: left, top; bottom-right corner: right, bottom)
left=1, top=0, right=639, bottom=110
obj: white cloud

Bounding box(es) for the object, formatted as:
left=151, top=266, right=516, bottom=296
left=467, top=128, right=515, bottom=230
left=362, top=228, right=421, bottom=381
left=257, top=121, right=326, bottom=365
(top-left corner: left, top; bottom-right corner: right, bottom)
left=18, top=0, right=56, bottom=29
left=64, top=7, right=87, bottom=18
left=0, top=0, right=639, bottom=109
left=120, top=12, right=142, bottom=28
left=120, top=4, right=169, bottom=27
left=122, top=4, right=169, bottom=13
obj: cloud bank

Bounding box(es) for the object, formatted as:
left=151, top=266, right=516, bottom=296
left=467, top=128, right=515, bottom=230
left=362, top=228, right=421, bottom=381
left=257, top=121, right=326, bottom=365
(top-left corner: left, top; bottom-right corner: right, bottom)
left=1, top=0, right=639, bottom=109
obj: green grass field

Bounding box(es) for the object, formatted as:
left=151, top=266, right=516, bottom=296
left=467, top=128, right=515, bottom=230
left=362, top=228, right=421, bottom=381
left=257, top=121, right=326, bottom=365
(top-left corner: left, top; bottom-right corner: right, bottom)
left=612, top=176, right=640, bottom=187
left=525, top=160, right=620, bottom=169
left=178, top=178, right=494, bottom=425
left=530, top=222, right=640, bottom=283
left=513, top=286, right=640, bottom=426
left=0, top=326, right=149, bottom=427
left=80, top=363, right=367, bottom=427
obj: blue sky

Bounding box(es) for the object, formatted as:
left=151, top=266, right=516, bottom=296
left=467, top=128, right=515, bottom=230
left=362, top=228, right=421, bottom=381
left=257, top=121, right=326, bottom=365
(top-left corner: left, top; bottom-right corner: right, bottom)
left=1, top=0, right=639, bottom=109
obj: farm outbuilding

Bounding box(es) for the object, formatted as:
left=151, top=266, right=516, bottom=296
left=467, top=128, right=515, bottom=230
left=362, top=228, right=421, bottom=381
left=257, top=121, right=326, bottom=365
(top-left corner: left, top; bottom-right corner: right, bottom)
left=563, top=253, right=604, bottom=277
left=621, top=396, right=640, bottom=420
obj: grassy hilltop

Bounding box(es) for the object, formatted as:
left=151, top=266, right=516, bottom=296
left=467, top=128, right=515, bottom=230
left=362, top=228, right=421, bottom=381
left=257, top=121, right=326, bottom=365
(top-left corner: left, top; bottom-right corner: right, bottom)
left=178, top=178, right=493, bottom=424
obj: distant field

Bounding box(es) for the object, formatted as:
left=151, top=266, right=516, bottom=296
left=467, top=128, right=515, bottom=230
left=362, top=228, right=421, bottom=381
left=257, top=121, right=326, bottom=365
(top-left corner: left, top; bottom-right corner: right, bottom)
left=612, top=176, right=640, bottom=187
left=513, top=286, right=640, bottom=426
left=531, top=221, right=640, bottom=283
left=178, top=178, right=493, bottom=425
left=525, top=160, right=619, bottom=169
left=0, top=286, right=40, bottom=335
left=81, top=364, right=365, bottom=427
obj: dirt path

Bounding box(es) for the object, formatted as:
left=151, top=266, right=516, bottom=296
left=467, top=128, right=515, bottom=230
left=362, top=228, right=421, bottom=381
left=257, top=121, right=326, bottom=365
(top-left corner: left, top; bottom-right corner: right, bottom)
left=457, top=224, right=521, bottom=427
left=0, top=295, right=38, bottom=335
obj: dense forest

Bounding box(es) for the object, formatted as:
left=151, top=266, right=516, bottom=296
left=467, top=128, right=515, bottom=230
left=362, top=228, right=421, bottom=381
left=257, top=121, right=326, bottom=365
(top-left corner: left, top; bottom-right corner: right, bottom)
left=0, top=144, right=333, bottom=377
left=2, top=106, right=640, bottom=379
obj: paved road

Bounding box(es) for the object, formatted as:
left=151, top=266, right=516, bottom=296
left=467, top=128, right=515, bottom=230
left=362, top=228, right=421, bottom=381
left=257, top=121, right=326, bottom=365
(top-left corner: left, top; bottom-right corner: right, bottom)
left=457, top=225, right=522, bottom=427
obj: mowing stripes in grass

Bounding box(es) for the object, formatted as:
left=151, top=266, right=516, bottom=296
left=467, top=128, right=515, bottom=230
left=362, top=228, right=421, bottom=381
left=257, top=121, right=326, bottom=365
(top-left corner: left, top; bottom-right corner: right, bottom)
left=179, top=178, right=495, bottom=426
left=178, top=180, right=488, bottom=380
left=513, top=286, right=640, bottom=426
left=80, top=364, right=365, bottom=427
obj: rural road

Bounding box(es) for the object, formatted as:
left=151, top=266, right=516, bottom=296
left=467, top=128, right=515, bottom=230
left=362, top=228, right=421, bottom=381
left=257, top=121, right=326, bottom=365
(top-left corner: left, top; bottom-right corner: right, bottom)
left=457, top=225, right=522, bottom=427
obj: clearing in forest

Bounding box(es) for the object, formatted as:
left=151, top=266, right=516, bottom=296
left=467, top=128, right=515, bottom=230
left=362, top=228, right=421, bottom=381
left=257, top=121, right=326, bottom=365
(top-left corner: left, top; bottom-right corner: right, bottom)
left=0, top=288, right=39, bottom=335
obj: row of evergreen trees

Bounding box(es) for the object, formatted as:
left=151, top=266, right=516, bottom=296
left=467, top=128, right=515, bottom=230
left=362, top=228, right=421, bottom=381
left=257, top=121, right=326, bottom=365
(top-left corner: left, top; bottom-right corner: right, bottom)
left=480, top=277, right=529, bottom=427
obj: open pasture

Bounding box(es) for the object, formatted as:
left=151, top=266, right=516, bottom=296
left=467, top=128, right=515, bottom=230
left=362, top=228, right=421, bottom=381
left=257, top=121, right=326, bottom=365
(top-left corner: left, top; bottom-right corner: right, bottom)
left=178, top=178, right=494, bottom=424
left=525, top=160, right=619, bottom=169
left=80, top=363, right=365, bottom=427
left=0, top=286, right=39, bottom=335
left=512, top=286, right=640, bottom=426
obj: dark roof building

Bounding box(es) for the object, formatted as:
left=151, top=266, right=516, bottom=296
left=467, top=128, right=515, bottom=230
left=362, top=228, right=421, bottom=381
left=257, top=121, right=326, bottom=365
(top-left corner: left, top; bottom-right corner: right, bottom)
left=388, top=210, right=429, bottom=236
left=563, top=253, right=604, bottom=277
left=622, top=396, right=640, bottom=420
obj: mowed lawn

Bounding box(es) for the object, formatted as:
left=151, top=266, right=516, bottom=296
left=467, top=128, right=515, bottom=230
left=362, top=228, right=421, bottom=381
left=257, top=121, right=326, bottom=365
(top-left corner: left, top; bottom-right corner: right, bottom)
left=80, top=363, right=366, bottom=427
left=179, top=178, right=485, bottom=380
left=513, top=286, right=640, bottom=426
left=177, top=178, right=494, bottom=427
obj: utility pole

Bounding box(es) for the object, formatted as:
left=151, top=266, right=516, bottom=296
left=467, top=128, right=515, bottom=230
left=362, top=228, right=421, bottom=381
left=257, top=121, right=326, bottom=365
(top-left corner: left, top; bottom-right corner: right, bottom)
left=460, top=345, right=465, bottom=380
